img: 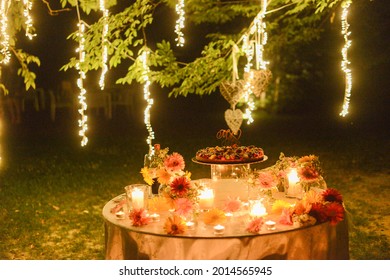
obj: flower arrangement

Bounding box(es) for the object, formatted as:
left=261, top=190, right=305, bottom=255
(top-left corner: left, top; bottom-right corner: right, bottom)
left=141, top=144, right=187, bottom=186
left=268, top=153, right=326, bottom=192
left=277, top=188, right=345, bottom=227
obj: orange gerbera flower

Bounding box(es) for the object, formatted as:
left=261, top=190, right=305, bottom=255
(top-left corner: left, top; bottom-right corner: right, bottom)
left=169, top=176, right=191, bottom=197
left=164, top=215, right=187, bottom=235
left=156, top=168, right=172, bottom=185
left=202, top=208, right=227, bottom=225
left=148, top=196, right=171, bottom=212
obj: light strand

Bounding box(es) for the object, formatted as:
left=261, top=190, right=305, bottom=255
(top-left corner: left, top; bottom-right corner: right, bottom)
left=0, top=0, right=10, bottom=64
left=340, top=0, right=352, bottom=117
left=242, top=34, right=255, bottom=124
left=140, top=50, right=155, bottom=159
left=23, top=0, right=36, bottom=40
left=174, top=0, right=185, bottom=47
left=76, top=21, right=88, bottom=146
left=99, top=0, right=109, bottom=90
left=241, top=0, right=268, bottom=124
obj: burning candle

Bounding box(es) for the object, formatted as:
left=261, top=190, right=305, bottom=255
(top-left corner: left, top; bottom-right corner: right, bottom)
left=249, top=200, right=267, bottom=217
left=213, top=224, right=225, bottom=235
left=199, top=188, right=214, bottom=210
left=287, top=168, right=302, bottom=198
left=265, top=220, right=276, bottom=231
left=150, top=213, right=160, bottom=222
left=131, top=187, right=144, bottom=210
left=115, top=210, right=125, bottom=219
left=186, top=221, right=195, bottom=230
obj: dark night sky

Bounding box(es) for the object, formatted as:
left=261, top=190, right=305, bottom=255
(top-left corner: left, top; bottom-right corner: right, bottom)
left=19, top=0, right=390, bottom=124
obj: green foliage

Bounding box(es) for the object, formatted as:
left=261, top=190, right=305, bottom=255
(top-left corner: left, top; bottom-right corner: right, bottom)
left=2, top=0, right=350, bottom=106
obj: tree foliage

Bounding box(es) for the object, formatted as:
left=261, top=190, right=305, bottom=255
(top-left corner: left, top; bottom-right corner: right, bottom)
left=1, top=0, right=351, bottom=111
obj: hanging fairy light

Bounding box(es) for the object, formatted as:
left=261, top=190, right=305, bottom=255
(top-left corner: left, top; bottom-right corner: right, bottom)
left=241, top=0, right=268, bottom=124
left=76, top=20, right=88, bottom=146
left=140, top=50, right=155, bottom=159
left=340, top=0, right=352, bottom=117
left=99, top=0, right=109, bottom=90
left=23, top=0, right=36, bottom=40
left=242, top=34, right=255, bottom=124
left=174, top=0, right=185, bottom=47
left=0, top=0, right=10, bottom=64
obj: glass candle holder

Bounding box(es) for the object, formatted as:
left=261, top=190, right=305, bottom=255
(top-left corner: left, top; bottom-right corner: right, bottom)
left=125, top=184, right=149, bottom=212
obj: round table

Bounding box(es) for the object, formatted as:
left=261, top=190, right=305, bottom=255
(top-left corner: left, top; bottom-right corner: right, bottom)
left=102, top=192, right=349, bottom=260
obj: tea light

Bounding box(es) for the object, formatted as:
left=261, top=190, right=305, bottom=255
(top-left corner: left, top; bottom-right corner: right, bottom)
left=131, top=187, right=144, bottom=209
left=199, top=188, right=214, bottom=210
left=150, top=213, right=160, bottom=222
left=115, top=210, right=125, bottom=219
left=186, top=221, right=195, bottom=230
left=265, top=220, right=276, bottom=231
left=213, top=224, right=225, bottom=235
left=249, top=201, right=267, bottom=217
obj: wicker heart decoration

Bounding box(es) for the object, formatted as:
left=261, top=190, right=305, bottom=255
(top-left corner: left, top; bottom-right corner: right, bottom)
left=244, top=69, right=272, bottom=97
left=224, top=108, right=243, bottom=135
left=220, top=80, right=244, bottom=107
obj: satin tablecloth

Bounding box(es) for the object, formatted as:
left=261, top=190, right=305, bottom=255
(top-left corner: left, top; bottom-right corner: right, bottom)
left=102, top=194, right=349, bottom=260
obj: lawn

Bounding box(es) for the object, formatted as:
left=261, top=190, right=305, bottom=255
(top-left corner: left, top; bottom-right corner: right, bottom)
left=0, top=98, right=389, bottom=260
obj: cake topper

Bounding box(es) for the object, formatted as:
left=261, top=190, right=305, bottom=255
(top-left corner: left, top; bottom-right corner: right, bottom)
left=216, top=129, right=241, bottom=146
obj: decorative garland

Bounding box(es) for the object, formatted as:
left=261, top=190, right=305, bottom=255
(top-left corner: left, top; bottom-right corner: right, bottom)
left=175, top=0, right=185, bottom=47
left=340, top=0, right=352, bottom=117
left=141, top=49, right=155, bottom=160
left=23, top=0, right=36, bottom=40
left=0, top=0, right=10, bottom=64
left=99, top=0, right=109, bottom=90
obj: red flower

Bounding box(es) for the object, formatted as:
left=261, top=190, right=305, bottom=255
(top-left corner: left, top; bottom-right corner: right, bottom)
left=129, top=208, right=151, bottom=226
left=170, top=176, right=191, bottom=197
left=324, top=202, right=345, bottom=225
left=298, top=165, right=320, bottom=181
left=164, top=152, right=185, bottom=172
left=309, top=202, right=328, bottom=224
left=322, top=188, right=343, bottom=203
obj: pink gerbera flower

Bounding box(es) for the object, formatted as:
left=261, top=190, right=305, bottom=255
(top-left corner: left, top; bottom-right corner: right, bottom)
left=129, top=208, right=151, bottom=226
left=170, top=176, right=191, bottom=197
left=324, top=202, right=345, bottom=225
left=164, top=152, right=185, bottom=172
left=174, top=198, right=193, bottom=216
left=279, top=208, right=293, bottom=225
left=246, top=217, right=264, bottom=233
left=257, top=171, right=276, bottom=189
left=322, top=188, right=343, bottom=204
left=224, top=197, right=241, bottom=212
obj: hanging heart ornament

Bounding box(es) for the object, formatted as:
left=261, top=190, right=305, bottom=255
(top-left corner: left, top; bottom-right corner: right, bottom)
left=219, top=80, right=244, bottom=107
left=244, top=69, right=272, bottom=97
left=224, top=108, right=243, bottom=135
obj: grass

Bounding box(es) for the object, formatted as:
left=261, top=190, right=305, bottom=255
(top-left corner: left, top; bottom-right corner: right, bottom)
left=0, top=101, right=389, bottom=260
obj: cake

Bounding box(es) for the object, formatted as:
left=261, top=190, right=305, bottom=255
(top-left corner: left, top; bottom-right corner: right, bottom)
left=195, top=144, right=265, bottom=164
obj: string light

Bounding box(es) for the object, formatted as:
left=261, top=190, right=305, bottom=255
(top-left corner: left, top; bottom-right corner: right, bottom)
left=76, top=21, right=88, bottom=146
left=174, top=0, right=185, bottom=47
left=241, top=0, right=268, bottom=124
left=340, top=0, right=352, bottom=117
left=242, top=34, right=255, bottom=124
left=0, top=0, right=10, bottom=64
left=23, top=0, right=36, bottom=40
left=140, top=50, right=155, bottom=159
left=99, top=0, right=109, bottom=90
